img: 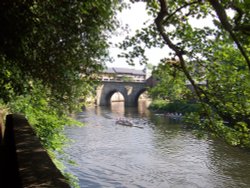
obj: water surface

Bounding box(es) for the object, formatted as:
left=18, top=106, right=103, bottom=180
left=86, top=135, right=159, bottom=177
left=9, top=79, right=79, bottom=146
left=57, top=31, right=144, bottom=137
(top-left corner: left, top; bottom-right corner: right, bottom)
left=64, top=103, right=250, bottom=188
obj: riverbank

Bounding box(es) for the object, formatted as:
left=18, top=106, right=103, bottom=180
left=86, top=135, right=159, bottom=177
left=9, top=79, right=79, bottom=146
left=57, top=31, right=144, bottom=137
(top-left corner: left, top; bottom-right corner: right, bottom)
left=0, top=114, right=70, bottom=187
left=148, top=99, right=201, bottom=114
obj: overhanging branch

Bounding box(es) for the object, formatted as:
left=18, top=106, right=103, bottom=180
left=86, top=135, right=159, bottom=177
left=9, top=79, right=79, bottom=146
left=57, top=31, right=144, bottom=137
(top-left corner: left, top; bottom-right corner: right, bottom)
left=208, top=0, right=250, bottom=71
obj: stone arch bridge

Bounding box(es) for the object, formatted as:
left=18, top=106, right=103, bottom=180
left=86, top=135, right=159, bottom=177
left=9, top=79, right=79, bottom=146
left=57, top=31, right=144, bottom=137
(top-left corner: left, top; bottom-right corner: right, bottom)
left=96, top=81, right=148, bottom=107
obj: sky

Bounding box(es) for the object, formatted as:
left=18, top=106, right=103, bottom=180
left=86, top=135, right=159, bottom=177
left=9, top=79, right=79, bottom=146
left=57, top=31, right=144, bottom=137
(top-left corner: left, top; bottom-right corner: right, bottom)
left=106, top=1, right=169, bottom=70
left=106, top=1, right=217, bottom=70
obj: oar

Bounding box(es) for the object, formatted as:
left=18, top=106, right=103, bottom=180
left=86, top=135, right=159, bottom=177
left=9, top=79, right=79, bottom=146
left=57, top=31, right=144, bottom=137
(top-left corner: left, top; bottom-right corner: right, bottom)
left=131, top=125, right=144, bottom=129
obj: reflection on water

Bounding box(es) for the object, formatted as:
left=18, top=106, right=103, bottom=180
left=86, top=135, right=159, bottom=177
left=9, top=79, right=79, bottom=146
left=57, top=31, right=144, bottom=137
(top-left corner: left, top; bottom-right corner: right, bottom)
left=64, top=104, right=250, bottom=188
left=110, top=102, right=125, bottom=116
left=110, top=100, right=151, bottom=117
left=138, top=99, right=151, bottom=116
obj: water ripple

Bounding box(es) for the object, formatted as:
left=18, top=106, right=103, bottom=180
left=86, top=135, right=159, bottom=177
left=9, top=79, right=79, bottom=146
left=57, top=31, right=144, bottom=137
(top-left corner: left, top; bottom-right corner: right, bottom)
left=64, top=106, right=250, bottom=188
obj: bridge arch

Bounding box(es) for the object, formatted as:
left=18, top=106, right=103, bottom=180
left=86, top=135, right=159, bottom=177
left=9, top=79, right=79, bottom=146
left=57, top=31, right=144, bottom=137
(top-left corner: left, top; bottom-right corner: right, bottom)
left=133, top=88, right=147, bottom=106
left=105, top=89, right=127, bottom=105
left=96, top=81, right=148, bottom=107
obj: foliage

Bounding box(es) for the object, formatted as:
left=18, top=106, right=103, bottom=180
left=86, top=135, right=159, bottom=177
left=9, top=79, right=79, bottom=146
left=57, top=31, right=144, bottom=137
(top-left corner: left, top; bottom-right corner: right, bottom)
left=149, top=99, right=202, bottom=114
left=122, top=0, right=250, bottom=148
left=149, top=99, right=168, bottom=110
left=121, top=76, right=134, bottom=82
left=0, top=100, right=9, bottom=140
left=0, top=0, right=121, bottom=187
left=8, top=83, right=85, bottom=186
left=148, top=59, right=192, bottom=101
left=0, top=0, right=120, bottom=108
left=9, top=85, right=80, bottom=151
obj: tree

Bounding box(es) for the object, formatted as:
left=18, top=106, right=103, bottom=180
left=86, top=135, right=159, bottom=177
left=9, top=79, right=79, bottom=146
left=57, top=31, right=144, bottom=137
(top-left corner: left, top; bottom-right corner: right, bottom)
left=149, top=58, right=188, bottom=101
left=0, top=0, right=120, bottom=108
left=0, top=0, right=121, bottom=186
left=121, top=0, right=250, bottom=148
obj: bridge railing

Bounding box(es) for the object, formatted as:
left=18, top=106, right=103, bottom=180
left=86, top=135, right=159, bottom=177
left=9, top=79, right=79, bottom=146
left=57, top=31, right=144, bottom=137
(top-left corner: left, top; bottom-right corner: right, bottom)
left=101, top=78, right=146, bottom=83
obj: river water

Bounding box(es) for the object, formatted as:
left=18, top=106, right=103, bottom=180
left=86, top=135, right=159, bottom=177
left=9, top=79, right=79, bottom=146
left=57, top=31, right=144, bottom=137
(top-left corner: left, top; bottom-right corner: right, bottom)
left=64, top=102, right=250, bottom=188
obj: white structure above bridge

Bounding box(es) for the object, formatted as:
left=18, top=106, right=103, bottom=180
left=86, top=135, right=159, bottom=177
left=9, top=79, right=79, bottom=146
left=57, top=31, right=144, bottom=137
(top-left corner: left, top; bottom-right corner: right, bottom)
left=101, top=67, right=150, bottom=82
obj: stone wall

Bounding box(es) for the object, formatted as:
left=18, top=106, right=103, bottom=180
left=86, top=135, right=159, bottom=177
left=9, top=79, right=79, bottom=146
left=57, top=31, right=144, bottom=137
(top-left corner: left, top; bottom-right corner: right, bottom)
left=0, top=114, right=70, bottom=188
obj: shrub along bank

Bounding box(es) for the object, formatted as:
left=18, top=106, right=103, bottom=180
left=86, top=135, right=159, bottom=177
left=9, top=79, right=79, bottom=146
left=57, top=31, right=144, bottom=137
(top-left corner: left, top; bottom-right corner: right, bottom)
left=149, top=99, right=202, bottom=114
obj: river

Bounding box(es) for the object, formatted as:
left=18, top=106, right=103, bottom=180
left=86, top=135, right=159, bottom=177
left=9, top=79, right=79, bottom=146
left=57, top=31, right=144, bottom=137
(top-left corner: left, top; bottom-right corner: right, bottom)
left=64, top=102, right=250, bottom=188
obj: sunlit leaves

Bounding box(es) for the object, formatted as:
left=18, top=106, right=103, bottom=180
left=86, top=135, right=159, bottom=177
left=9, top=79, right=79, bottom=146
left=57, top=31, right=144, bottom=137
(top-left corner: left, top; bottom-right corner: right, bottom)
left=0, top=0, right=119, bottom=107
left=0, top=1, right=120, bottom=186
left=149, top=59, right=190, bottom=101
left=123, top=0, right=250, bottom=148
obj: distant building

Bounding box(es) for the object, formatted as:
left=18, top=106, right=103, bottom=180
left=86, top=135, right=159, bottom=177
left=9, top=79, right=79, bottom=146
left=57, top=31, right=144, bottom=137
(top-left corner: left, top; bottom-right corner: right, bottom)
left=101, top=67, right=147, bottom=82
